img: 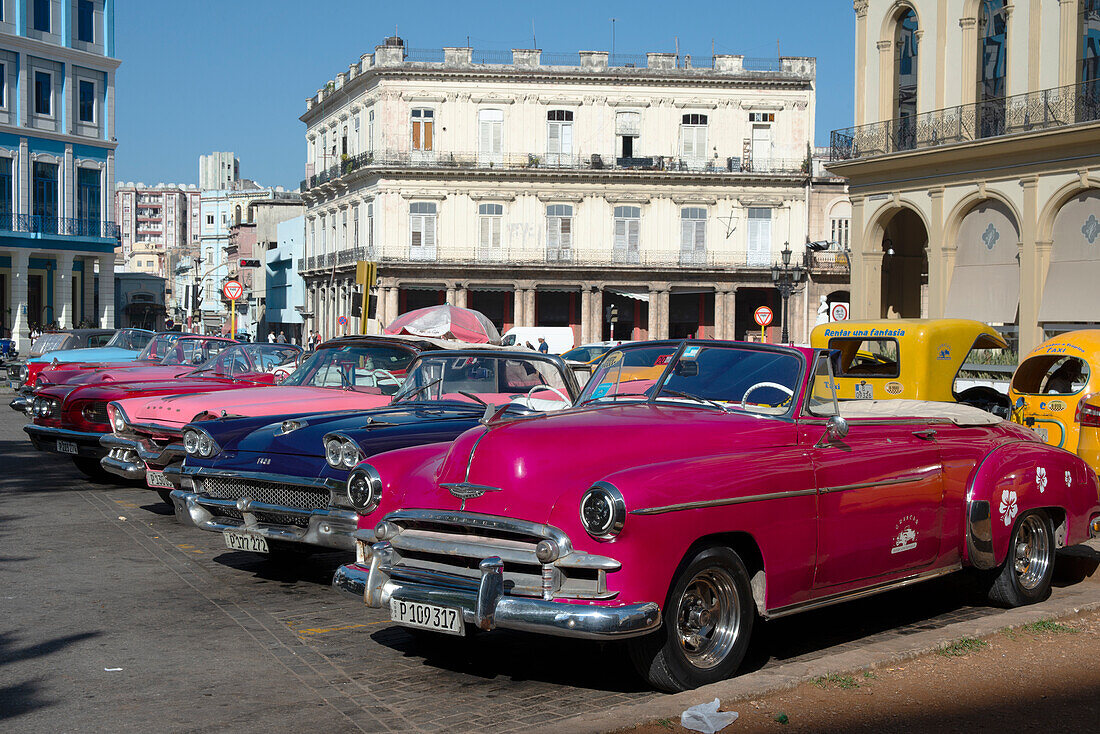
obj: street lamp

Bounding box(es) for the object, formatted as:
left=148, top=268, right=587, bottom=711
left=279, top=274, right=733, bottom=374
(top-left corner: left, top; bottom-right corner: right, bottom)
left=770, top=242, right=807, bottom=344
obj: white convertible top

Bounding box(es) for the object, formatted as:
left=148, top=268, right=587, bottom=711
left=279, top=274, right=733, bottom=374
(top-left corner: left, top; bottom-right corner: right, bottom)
left=837, top=399, right=1003, bottom=426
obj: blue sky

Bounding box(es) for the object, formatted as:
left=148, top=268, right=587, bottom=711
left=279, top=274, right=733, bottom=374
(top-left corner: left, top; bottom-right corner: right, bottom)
left=114, top=0, right=854, bottom=189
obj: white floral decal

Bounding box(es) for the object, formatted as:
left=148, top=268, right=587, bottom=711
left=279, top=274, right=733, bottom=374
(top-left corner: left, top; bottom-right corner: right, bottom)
left=999, top=490, right=1019, bottom=527
left=1065, top=470, right=1072, bottom=487
left=1036, top=466, right=1047, bottom=494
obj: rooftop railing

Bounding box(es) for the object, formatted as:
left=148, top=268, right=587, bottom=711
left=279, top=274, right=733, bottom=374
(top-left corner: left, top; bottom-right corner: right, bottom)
left=830, top=80, right=1100, bottom=161
left=299, top=150, right=806, bottom=191
left=0, top=214, right=119, bottom=239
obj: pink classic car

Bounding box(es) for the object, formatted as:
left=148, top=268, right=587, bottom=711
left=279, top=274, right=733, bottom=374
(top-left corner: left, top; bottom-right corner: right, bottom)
left=334, top=341, right=1100, bottom=691
left=101, top=335, right=446, bottom=489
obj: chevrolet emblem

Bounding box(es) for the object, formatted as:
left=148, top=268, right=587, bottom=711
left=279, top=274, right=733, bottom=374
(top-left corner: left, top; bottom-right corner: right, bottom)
left=441, top=482, right=502, bottom=511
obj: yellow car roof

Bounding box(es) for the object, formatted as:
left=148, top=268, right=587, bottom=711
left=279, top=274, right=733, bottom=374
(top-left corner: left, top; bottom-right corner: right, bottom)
left=811, top=319, right=1008, bottom=351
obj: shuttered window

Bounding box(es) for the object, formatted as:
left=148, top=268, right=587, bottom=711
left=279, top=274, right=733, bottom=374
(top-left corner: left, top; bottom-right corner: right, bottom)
left=547, top=110, right=573, bottom=164
left=680, top=207, right=707, bottom=263
left=747, top=208, right=772, bottom=267
left=479, top=109, right=503, bottom=165
left=410, top=202, right=437, bottom=253
left=613, top=206, right=640, bottom=263
left=479, top=203, right=503, bottom=254
left=680, top=113, right=708, bottom=161
left=546, top=204, right=573, bottom=260
left=411, top=109, right=433, bottom=151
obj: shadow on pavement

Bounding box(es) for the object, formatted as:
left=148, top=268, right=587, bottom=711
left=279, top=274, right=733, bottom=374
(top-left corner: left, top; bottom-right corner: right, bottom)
left=0, top=630, right=102, bottom=721
left=210, top=549, right=351, bottom=586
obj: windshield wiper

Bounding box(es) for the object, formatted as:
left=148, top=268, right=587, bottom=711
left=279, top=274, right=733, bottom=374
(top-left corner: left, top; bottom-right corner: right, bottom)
left=394, top=377, right=442, bottom=403
left=656, top=388, right=730, bottom=412
left=457, top=390, right=488, bottom=406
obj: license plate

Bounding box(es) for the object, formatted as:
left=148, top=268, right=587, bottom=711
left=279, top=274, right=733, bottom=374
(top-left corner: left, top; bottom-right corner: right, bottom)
left=146, top=469, right=173, bottom=489
left=223, top=530, right=269, bottom=554
left=391, top=599, right=464, bottom=636
left=1036, top=426, right=1049, bottom=443
left=57, top=440, right=78, bottom=455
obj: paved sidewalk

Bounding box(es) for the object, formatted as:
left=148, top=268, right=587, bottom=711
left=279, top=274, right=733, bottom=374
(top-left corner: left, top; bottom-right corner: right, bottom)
left=538, top=540, right=1100, bottom=734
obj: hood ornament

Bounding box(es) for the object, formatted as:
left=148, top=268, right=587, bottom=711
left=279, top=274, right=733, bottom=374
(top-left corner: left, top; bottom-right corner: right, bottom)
left=441, top=482, right=502, bottom=511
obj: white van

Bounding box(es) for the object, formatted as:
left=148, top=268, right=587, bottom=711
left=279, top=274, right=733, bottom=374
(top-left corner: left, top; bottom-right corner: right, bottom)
left=500, top=327, right=575, bottom=354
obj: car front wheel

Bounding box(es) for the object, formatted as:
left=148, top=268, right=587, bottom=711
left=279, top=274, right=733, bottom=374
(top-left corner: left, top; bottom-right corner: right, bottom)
left=987, top=510, right=1055, bottom=607
left=628, top=546, right=755, bottom=692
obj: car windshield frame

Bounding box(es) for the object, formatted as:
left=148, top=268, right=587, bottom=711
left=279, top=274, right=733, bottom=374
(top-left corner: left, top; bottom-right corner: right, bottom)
left=157, top=337, right=232, bottom=366
left=187, top=343, right=302, bottom=377
left=390, top=351, right=577, bottom=408
left=104, top=328, right=153, bottom=351
left=278, top=342, right=418, bottom=393
left=135, top=333, right=187, bottom=362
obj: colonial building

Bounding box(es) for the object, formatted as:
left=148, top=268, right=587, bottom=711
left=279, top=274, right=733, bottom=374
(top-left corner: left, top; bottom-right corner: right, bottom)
left=300, top=39, right=850, bottom=344
left=830, top=0, right=1100, bottom=355
left=0, top=0, right=119, bottom=346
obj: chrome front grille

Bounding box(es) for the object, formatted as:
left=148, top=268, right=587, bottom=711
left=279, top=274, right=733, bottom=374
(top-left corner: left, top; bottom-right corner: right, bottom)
left=383, top=509, right=618, bottom=600
left=197, top=475, right=331, bottom=528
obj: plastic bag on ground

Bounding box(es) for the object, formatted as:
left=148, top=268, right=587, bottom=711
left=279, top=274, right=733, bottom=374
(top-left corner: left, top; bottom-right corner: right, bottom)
left=680, top=698, right=739, bottom=733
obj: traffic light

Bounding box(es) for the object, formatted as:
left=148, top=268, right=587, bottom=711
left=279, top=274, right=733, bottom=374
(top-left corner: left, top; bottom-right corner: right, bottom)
left=239, top=258, right=262, bottom=268
left=350, top=286, right=378, bottom=320
left=604, top=304, right=620, bottom=324
left=354, top=261, right=379, bottom=334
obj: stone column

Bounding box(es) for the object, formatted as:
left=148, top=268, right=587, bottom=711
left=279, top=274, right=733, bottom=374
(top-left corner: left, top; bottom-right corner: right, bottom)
left=580, top=288, right=593, bottom=343
left=590, top=287, right=603, bottom=341
left=713, top=286, right=726, bottom=340
left=716, top=287, right=736, bottom=340
left=9, top=250, right=29, bottom=350
left=1059, top=0, right=1078, bottom=87
left=454, top=284, right=467, bottom=309
left=445, top=284, right=457, bottom=305
left=927, top=188, right=946, bottom=317
left=524, top=289, right=536, bottom=327
left=958, top=18, right=978, bottom=106
left=512, top=289, right=525, bottom=327
left=1019, top=176, right=1042, bottom=355
left=876, top=40, right=894, bottom=124
left=648, top=286, right=670, bottom=340
left=54, top=252, right=74, bottom=329
left=864, top=252, right=884, bottom=319
left=82, top=256, right=95, bottom=324
left=385, top=284, right=399, bottom=324
left=98, top=253, right=115, bottom=328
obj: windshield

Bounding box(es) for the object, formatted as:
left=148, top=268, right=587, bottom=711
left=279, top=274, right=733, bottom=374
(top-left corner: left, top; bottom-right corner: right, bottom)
left=158, top=337, right=231, bottom=366
left=191, top=344, right=302, bottom=377
left=578, top=344, right=679, bottom=403
left=280, top=344, right=415, bottom=394
left=32, top=333, right=72, bottom=354
left=135, top=333, right=184, bottom=361
left=392, top=354, right=571, bottom=407
left=563, top=345, right=611, bottom=363
left=105, top=329, right=153, bottom=351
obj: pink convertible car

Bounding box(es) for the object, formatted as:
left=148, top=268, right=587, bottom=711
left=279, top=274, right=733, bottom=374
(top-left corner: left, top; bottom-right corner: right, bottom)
left=334, top=340, right=1100, bottom=691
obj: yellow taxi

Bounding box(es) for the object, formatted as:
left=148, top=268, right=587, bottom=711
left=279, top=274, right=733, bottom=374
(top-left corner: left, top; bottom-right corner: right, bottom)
left=1008, top=330, right=1100, bottom=455
left=809, top=319, right=1011, bottom=414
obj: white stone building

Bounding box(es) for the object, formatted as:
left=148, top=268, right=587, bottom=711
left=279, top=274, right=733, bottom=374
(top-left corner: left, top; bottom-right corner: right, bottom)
left=300, top=39, right=850, bottom=344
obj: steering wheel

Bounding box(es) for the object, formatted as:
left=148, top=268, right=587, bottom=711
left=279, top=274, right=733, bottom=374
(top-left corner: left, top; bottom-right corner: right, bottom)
left=517, top=384, right=571, bottom=404
left=371, top=368, right=400, bottom=386
left=741, top=381, right=795, bottom=410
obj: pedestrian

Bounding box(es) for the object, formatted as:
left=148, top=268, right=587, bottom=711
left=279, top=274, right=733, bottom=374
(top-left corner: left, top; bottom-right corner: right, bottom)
left=267, top=332, right=276, bottom=343
left=537, top=337, right=549, bottom=354
left=277, top=331, right=287, bottom=344
left=525, top=341, right=535, bottom=350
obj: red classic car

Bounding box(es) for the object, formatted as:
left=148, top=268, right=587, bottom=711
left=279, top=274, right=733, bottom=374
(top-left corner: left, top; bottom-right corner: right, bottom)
left=334, top=341, right=1100, bottom=691
left=24, top=343, right=302, bottom=481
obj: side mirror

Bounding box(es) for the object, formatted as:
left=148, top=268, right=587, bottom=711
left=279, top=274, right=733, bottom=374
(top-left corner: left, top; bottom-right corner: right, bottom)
left=674, top=360, right=698, bottom=377
left=826, top=415, right=849, bottom=441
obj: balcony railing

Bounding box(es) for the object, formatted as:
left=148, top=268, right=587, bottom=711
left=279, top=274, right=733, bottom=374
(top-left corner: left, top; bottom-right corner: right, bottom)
left=0, top=214, right=119, bottom=239
left=830, top=80, right=1100, bottom=161
left=300, top=150, right=806, bottom=190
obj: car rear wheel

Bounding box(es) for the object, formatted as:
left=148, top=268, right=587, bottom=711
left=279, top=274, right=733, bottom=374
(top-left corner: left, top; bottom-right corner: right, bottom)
left=987, top=510, right=1055, bottom=607
left=73, top=456, right=107, bottom=480
left=627, top=546, right=755, bottom=692
left=156, top=489, right=174, bottom=504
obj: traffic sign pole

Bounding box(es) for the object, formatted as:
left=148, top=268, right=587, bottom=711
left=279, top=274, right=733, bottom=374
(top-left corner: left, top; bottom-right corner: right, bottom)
left=231, top=299, right=237, bottom=339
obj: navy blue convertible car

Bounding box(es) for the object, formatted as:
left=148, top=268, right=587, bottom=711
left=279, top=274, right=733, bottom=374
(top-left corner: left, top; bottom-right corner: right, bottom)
left=171, top=349, right=579, bottom=557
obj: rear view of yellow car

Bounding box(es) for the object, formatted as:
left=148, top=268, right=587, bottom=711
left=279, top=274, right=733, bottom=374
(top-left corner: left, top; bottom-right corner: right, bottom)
left=1009, top=331, right=1100, bottom=459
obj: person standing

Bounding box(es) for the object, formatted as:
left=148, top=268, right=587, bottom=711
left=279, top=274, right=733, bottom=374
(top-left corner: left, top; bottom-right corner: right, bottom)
left=537, top=337, right=549, bottom=354
left=277, top=331, right=287, bottom=344
left=267, top=332, right=276, bottom=343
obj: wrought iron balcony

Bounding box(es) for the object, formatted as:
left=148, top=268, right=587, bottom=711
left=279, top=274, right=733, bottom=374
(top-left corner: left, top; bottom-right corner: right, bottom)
left=830, top=80, right=1100, bottom=161
left=0, top=214, right=119, bottom=239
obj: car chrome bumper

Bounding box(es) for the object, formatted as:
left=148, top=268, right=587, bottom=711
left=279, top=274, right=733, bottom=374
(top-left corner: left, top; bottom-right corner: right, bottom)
left=24, top=424, right=109, bottom=457
left=9, top=390, right=33, bottom=414
left=172, top=489, right=359, bottom=551
left=333, top=540, right=662, bottom=640
left=100, top=433, right=184, bottom=483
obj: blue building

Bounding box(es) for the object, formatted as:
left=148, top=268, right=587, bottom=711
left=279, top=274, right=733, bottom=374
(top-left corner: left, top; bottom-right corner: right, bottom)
left=0, top=0, right=119, bottom=349
left=266, top=215, right=305, bottom=343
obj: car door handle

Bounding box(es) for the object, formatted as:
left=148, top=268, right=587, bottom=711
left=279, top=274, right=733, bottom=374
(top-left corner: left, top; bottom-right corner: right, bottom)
left=913, top=429, right=937, bottom=441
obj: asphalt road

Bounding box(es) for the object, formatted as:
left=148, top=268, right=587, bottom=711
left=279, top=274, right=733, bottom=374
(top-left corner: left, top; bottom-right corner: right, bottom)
left=1, top=399, right=1097, bottom=733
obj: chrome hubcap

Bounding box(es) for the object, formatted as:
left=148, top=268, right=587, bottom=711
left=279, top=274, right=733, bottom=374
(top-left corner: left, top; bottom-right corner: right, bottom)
left=674, top=567, right=740, bottom=669
left=1013, top=514, right=1051, bottom=590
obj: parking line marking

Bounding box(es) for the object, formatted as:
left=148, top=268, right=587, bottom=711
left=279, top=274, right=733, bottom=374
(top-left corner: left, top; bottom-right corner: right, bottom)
left=294, top=623, right=378, bottom=636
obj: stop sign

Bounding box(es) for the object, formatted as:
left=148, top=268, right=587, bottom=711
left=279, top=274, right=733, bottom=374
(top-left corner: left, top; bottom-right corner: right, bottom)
left=754, top=306, right=774, bottom=327
left=223, top=280, right=244, bottom=300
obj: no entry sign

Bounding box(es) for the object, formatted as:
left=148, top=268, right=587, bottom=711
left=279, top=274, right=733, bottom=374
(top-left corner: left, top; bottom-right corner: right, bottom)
left=754, top=306, right=774, bottom=327
left=338, top=316, right=348, bottom=327
left=829, top=302, right=850, bottom=322
left=223, top=280, right=244, bottom=300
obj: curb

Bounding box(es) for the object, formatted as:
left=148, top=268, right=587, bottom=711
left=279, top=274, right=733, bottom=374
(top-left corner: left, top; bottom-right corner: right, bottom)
left=530, top=540, right=1100, bottom=734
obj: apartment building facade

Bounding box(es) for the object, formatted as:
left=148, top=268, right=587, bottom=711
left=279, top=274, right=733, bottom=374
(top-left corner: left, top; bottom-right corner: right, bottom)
left=830, top=0, right=1100, bottom=355
left=0, top=0, right=119, bottom=345
left=300, top=39, right=850, bottom=344
left=115, top=182, right=199, bottom=272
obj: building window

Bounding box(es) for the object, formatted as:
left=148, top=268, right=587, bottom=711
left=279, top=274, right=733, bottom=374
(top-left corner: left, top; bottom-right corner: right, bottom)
left=0, top=63, right=5, bottom=109
left=33, top=0, right=50, bottom=32
left=341, top=126, right=348, bottom=155
left=616, top=111, right=640, bottom=159
left=411, top=108, right=433, bottom=151
left=77, top=168, right=101, bottom=235
left=78, top=80, right=95, bottom=123
left=546, top=204, right=573, bottom=261
left=34, top=71, right=51, bottom=116
left=680, top=113, right=708, bottom=162
left=409, top=202, right=437, bottom=257
left=747, top=208, right=772, bottom=267
left=478, top=203, right=503, bottom=258
left=0, top=157, right=12, bottom=223
left=77, top=0, right=94, bottom=42
left=680, top=207, right=707, bottom=264
left=32, top=161, right=58, bottom=233
left=748, top=112, right=775, bottom=122
left=546, top=110, right=573, bottom=165
left=831, top=217, right=851, bottom=250
left=894, top=7, right=919, bottom=148
left=366, top=202, right=374, bottom=253
left=309, top=219, right=316, bottom=255
left=340, top=210, right=347, bottom=250
left=1080, top=0, right=1100, bottom=89
left=978, top=0, right=1007, bottom=137
left=353, top=207, right=359, bottom=248
left=613, top=206, right=640, bottom=264
left=478, top=109, right=503, bottom=165
left=367, top=109, right=375, bottom=153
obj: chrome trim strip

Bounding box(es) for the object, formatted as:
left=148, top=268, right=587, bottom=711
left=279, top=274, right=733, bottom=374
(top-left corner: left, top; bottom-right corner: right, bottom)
left=763, top=563, right=962, bottom=620
left=23, top=424, right=108, bottom=443
left=820, top=469, right=938, bottom=495
left=631, top=488, right=817, bottom=516
left=385, top=508, right=573, bottom=554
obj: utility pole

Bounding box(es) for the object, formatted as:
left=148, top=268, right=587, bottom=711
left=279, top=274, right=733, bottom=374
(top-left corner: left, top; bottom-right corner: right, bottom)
left=611, top=18, right=616, bottom=57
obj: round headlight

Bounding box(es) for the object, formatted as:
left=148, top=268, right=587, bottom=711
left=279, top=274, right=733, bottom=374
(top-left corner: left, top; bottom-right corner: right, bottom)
left=32, top=398, right=44, bottom=417
left=346, top=464, right=382, bottom=514
left=197, top=433, right=213, bottom=457
left=183, top=429, right=200, bottom=455
left=340, top=441, right=360, bottom=469
left=579, top=482, right=626, bottom=540
left=112, top=410, right=127, bottom=433
left=325, top=438, right=343, bottom=468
